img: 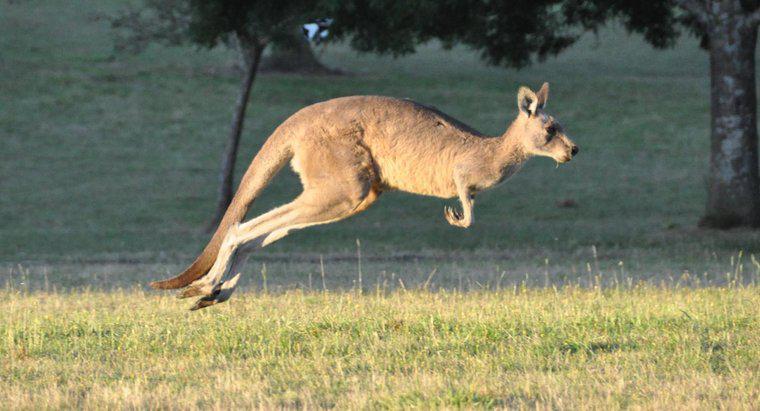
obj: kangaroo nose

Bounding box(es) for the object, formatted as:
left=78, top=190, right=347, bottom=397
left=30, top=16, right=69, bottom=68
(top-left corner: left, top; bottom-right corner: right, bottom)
left=571, top=146, right=579, bottom=156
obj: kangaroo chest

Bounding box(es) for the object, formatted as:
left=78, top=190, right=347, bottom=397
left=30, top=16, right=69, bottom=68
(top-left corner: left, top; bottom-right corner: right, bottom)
left=471, top=162, right=524, bottom=193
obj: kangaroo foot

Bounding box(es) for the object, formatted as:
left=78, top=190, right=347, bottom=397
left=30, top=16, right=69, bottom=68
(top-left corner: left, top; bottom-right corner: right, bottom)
left=189, top=273, right=241, bottom=311
left=177, top=283, right=213, bottom=299
left=177, top=267, right=225, bottom=299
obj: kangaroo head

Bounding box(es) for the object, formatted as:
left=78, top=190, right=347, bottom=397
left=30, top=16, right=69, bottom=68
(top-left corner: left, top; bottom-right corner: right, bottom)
left=514, top=83, right=578, bottom=163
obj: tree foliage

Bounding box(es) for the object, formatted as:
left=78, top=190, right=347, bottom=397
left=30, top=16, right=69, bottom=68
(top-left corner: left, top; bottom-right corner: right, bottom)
left=327, top=0, right=691, bottom=68
left=184, top=0, right=322, bottom=47
left=112, top=0, right=328, bottom=52
left=111, top=0, right=714, bottom=68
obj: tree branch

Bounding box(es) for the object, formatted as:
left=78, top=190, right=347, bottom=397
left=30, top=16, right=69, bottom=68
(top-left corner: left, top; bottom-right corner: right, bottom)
left=674, top=0, right=710, bottom=25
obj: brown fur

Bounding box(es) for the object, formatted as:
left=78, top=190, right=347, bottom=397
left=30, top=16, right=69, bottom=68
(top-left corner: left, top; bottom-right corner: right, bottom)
left=150, top=83, right=579, bottom=309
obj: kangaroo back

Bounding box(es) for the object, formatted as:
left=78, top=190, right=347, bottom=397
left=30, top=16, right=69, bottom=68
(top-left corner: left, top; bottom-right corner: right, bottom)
left=150, top=135, right=291, bottom=290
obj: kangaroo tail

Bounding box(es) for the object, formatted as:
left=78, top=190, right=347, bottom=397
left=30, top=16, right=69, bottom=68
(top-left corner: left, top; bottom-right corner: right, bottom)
left=150, top=136, right=291, bottom=290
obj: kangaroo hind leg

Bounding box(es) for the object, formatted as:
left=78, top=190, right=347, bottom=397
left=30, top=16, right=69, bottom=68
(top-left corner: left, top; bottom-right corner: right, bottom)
left=185, top=139, right=380, bottom=310
left=188, top=189, right=377, bottom=310
left=187, top=175, right=380, bottom=310
left=178, top=201, right=298, bottom=300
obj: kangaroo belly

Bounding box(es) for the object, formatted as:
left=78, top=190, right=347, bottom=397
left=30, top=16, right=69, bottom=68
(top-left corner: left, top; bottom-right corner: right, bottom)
left=373, top=153, right=458, bottom=198
left=363, top=130, right=464, bottom=198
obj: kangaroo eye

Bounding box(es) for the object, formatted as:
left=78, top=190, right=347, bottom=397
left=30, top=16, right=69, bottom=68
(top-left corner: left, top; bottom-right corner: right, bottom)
left=546, top=125, right=557, bottom=135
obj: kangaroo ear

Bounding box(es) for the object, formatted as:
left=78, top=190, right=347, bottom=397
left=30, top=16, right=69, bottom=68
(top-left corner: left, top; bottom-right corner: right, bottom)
left=517, top=86, right=538, bottom=116
left=536, top=82, right=549, bottom=109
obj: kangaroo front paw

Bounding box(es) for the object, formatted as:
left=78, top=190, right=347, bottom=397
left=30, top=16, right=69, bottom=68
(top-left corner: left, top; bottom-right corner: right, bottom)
left=444, top=206, right=470, bottom=228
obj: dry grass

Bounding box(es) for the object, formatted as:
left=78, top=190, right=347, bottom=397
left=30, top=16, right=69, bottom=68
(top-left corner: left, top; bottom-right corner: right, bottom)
left=2, top=286, right=758, bottom=409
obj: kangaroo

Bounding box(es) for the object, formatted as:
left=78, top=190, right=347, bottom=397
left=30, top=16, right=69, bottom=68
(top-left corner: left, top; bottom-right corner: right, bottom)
left=151, top=82, right=578, bottom=310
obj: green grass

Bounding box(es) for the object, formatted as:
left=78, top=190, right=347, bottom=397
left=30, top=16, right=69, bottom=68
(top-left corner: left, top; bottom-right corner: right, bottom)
left=2, top=287, right=757, bottom=409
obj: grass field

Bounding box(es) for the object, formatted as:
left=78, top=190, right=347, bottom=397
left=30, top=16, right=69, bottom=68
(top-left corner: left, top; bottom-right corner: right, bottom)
left=2, top=287, right=758, bottom=408
left=2, top=1, right=760, bottom=408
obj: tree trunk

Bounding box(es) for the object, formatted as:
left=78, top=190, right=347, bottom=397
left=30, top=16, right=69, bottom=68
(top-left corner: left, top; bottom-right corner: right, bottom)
left=260, top=31, right=337, bottom=74
left=701, top=9, right=760, bottom=228
left=208, top=41, right=264, bottom=231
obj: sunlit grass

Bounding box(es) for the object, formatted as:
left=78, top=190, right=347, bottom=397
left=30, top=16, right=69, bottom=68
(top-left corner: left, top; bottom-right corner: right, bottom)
left=2, top=286, right=757, bottom=408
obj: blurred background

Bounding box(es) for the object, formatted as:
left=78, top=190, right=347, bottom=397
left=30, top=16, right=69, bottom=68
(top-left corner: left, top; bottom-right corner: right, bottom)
left=2, top=0, right=760, bottom=292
